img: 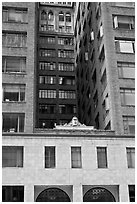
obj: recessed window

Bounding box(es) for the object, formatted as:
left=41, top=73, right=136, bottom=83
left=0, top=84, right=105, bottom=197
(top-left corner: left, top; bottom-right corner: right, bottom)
left=39, top=62, right=56, bottom=71
left=2, top=57, right=26, bottom=73
left=39, top=76, right=56, bottom=84
left=2, top=113, right=25, bottom=133
left=2, top=7, right=27, bottom=23
left=39, top=104, right=56, bottom=114
left=66, top=12, right=71, bottom=22
left=2, top=146, right=23, bottom=167
left=45, top=146, right=55, bottom=168
left=59, top=104, right=76, bottom=114
left=115, top=39, right=135, bottom=53
left=59, top=90, right=76, bottom=99
left=2, top=186, right=24, bottom=202
left=126, top=148, right=135, bottom=168
left=40, top=49, right=55, bottom=57
left=3, top=84, right=25, bottom=102
left=39, top=90, right=56, bottom=99
left=128, top=185, right=135, bottom=202
left=113, top=15, right=135, bottom=30
left=58, top=63, right=74, bottom=72
left=59, top=12, right=64, bottom=21
left=117, top=62, right=135, bottom=79
left=59, top=76, right=75, bottom=85
left=2, top=32, right=27, bottom=47
left=48, top=11, right=54, bottom=21
left=97, top=147, right=107, bottom=168
left=39, top=119, right=56, bottom=128
left=71, top=147, right=82, bottom=168
left=123, top=116, right=135, bottom=134
left=41, top=10, right=47, bottom=20
left=120, top=88, right=135, bottom=106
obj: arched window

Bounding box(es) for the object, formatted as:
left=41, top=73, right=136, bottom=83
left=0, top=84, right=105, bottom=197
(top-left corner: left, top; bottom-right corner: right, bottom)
left=41, top=10, right=47, bottom=20
left=59, top=12, right=64, bottom=22
left=66, top=12, right=71, bottom=22
left=83, top=187, right=116, bottom=202
left=48, top=11, right=54, bottom=21
left=36, top=188, right=71, bottom=202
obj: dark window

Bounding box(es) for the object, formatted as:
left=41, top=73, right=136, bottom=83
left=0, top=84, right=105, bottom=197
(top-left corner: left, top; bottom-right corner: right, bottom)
left=128, top=185, right=135, bottom=202
left=97, top=147, right=107, bottom=168
left=2, top=146, right=23, bottom=167
left=39, top=104, right=56, bottom=114
left=59, top=12, right=64, bottom=21
left=2, top=57, right=26, bottom=73
left=123, top=116, right=135, bottom=134
left=126, top=148, right=135, bottom=168
left=2, top=186, right=24, bottom=202
left=45, top=146, right=55, bottom=168
left=39, top=119, right=55, bottom=129
left=66, top=12, right=71, bottom=22
left=2, top=113, right=25, bottom=132
left=71, top=147, right=82, bottom=168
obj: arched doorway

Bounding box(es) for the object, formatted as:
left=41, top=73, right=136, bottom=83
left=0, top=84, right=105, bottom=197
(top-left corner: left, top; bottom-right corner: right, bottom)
left=36, top=187, right=71, bottom=202
left=83, top=187, right=116, bottom=202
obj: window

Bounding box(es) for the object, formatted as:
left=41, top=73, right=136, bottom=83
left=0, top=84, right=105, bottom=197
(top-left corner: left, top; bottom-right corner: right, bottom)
left=113, top=15, right=135, bottom=30
left=59, top=104, right=76, bottom=114
left=39, top=104, right=56, bottom=114
left=39, top=62, right=56, bottom=71
left=117, top=62, right=135, bottom=79
left=128, top=185, right=135, bottom=202
left=58, top=26, right=65, bottom=32
left=126, top=148, right=135, bottom=168
left=45, top=146, right=55, bottom=168
left=71, top=147, right=82, bottom=168
left=40, top=49, right=55, bottom=57
left=58, top=37, right=73, bottom=45
left=66, top=12, right=71, bottom=22
left=39, top=90, right=56, bottom=99
left=2, top=32, right=27, bottom=47
left=115, top=39, right=135, bottom=53
left=39, top=37, right=55, bottom=44
left=66, top=26, right=72, bottom=33
left=2, top=146, right=23, bottom=167
left=120, top=88, right=135, bottom=106
left=59, top=90, right=76, bottom=99
left=123, top=116, right=135, bottom=134
left=39, top=76, right=56, bottom=84
left=97, top=23, right=103, bottom=39
left=58, top=63, right=74, bottom=72
left=97, top=147, right=107, bottom=168
left=99, top=46, right=105, bottom=62
left=3, top=84, right=25, bottom=102
left=2, top=57, right=26, bottom=73
left=2, top=186, right=24, bottom=202
left=2, top=113, right=25, bottom=132
left=39, top=119, right=55, bottom=129
left=59, top=12, right=64, bottom=21
left=58, top=50, right=74, bottom=58
left=93, top=91, right=98, bottom=110
left=2, top=7, right=27, bottom=23
left=48, top=11, right=54, bottom=21
left=41, top=10, right=47, bottom=20
left=59, top=76, right=75, bottom=85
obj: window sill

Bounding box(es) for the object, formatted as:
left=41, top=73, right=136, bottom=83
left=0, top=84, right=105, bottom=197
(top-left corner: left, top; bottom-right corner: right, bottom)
left=2, top=72, right=26, bottom=75
left=3, top=21, right=28, bottom=24
left=3, top=101, right=26, bottom=104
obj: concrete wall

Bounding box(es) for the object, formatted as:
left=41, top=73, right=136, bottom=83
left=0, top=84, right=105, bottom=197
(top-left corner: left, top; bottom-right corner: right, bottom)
left=2, top=135, right=135, bottom=202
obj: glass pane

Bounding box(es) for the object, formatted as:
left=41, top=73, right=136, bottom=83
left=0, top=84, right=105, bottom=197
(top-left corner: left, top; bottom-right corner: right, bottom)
left=120, top=41, right=134, bottom=53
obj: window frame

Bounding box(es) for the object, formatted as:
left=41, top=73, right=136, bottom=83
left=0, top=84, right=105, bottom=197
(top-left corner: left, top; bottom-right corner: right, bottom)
left=71, top=146, right=82, bottom=168
left=97, top=147, right=108, bottom=168
left=45, top=146, right=56, bottom=168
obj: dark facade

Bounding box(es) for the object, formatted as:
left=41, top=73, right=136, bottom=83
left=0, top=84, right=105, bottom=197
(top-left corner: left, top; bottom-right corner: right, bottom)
left=74, top=2, right=135, bottom=134
left=36, top=2, right=77, bottom=128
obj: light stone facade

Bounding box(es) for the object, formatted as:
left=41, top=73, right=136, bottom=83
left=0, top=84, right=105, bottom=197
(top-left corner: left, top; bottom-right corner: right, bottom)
left=2, top=126, right=135, bottom=202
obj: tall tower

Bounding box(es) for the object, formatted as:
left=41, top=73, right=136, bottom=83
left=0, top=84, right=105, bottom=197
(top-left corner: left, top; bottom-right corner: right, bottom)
left=74, top=2, right=135, bottom=134
left=36, top=2, right=77, bottom=128
left=2, top=2, right=37, bottom=133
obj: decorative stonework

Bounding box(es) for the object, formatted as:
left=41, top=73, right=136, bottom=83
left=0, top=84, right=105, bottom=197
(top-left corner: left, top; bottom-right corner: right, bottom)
left=55, top=117, right=95, bottom=130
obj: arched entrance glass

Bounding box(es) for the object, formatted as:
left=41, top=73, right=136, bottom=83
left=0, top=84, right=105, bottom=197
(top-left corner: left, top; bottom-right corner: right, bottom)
left=83, top=187, right=116, bottom=202
left=36, top=188, right=71, bottom=202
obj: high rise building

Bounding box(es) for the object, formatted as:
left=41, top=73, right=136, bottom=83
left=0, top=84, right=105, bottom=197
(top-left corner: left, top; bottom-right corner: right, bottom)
left=36, top=2, right=77, bottom=128
left=74, top=2, right=135, bottom=134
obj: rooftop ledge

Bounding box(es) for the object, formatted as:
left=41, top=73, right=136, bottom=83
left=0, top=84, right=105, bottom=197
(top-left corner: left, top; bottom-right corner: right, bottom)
left=2, top=117, right=135, bottom=138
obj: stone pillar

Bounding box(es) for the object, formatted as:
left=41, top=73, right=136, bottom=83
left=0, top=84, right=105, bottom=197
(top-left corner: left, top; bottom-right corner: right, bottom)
left=24, top=184, right=34, bottom=202
left=73, top=184, right=83, bottom=202
left=119, top=184, right=129, bottom=202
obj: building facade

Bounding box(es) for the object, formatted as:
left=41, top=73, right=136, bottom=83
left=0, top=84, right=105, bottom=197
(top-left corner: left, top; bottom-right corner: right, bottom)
left=74, top=2, right=135, bottom=134
left=2, top=2, right=135, bottom=203
left=36, top=2, right=77, bottom=128
left=2, top=118, right=135, bottom=202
